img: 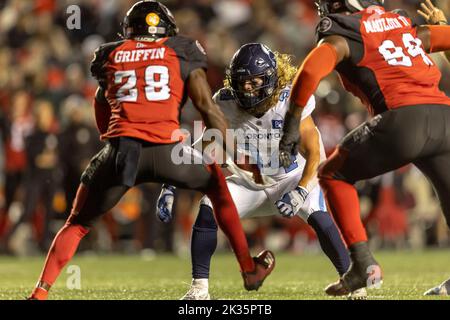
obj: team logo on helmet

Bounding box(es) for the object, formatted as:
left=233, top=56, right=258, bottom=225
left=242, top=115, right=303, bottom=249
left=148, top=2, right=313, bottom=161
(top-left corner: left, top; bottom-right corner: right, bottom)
left=256, top=58, right=268, bottom=68
left=146, top=13, right=160, bottom=27
left=318, top=17, right=332, bottom=33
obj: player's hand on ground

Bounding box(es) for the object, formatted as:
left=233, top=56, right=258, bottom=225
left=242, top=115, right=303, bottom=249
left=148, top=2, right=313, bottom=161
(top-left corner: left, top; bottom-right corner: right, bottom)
left=275, top=186, right=309, bottom=218
left=156, top=185, right=176, bottom=223
left=418, top=0, right=448, bottom=25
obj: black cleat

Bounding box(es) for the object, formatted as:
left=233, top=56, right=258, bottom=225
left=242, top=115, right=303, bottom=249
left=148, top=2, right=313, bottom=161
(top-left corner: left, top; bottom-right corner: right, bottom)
left=325, top=242, right=382, bottom=296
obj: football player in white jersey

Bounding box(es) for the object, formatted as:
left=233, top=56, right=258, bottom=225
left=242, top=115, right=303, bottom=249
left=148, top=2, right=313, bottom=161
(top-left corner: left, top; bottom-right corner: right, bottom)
left=157, top=43, right=365, bottom=299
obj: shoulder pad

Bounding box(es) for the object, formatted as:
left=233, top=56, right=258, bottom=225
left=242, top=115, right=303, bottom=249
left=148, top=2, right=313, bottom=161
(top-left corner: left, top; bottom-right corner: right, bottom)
left=91, top=41, right=124, bottom=83
left=316, top=14, right=362, bottom=43
left=391, top=9, right=418, bottom=27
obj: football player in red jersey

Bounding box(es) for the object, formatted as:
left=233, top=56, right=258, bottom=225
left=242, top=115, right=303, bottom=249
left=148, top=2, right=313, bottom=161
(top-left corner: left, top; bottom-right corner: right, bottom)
left=278, top=0, right=450, bottom=296
left=418, top=0, right=450, bottom=296
left=28, top=0, right=275, bottom=300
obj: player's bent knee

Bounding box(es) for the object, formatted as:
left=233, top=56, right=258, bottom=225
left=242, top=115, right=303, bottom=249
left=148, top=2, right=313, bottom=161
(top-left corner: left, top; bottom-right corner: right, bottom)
left=194, top=199, right=217, bottom=230
left=318, top=147, right=351, bottom=184
left=200, top=196, right=213, bottom=208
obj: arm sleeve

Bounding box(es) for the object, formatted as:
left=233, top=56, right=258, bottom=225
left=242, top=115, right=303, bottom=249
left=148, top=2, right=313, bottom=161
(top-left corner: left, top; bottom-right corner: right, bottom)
left=291, top=43, right=338, bottom=108
left=93, top=89, right=111, bottom=135
left=428, top=25, right=450, bottom=53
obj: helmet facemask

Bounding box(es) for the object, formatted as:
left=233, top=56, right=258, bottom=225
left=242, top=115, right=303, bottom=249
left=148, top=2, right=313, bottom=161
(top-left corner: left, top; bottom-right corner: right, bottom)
left=228, top=68, right=278, bottom=110
left=226, top=43, right=279, bottom=111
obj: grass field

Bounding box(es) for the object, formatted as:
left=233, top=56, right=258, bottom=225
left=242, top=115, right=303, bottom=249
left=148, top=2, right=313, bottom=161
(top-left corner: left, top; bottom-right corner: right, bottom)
left=1, top=250, right=449, bottom=300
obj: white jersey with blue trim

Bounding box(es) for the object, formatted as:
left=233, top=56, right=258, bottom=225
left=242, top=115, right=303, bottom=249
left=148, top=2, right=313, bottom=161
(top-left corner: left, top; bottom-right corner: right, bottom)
left=213, top=85, right=319, bottom=178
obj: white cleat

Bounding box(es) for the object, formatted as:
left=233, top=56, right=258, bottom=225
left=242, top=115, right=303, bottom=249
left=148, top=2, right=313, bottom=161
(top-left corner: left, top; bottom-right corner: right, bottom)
left=348, top=287, right=368, bottom=300
left=424, top=278, right=450, bottom=296
left=180, top=279, right=211, bottom=300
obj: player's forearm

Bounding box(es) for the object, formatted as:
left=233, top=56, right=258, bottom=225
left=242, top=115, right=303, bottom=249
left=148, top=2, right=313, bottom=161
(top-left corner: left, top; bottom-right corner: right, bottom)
left=298, top=125, right=321, bottom=192
left=426, top=25, right=450, bottom=53
left=291, top=43, right=338, bottom=109
left=94, top=87, right=111, bottom=135
left=199, top=105, right=237, bottom=159
left=298, top=151, right=320, bottom=192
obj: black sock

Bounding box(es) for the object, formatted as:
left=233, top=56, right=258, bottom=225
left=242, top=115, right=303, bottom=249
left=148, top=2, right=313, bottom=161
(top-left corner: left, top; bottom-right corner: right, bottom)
left=191, top=204, right=218, bottom=279
left=308, top=211, right=351, bottom=276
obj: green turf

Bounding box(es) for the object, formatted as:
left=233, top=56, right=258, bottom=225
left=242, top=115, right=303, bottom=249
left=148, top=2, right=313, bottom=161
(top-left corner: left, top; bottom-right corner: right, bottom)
left=1, top=250, right=449, bottom=300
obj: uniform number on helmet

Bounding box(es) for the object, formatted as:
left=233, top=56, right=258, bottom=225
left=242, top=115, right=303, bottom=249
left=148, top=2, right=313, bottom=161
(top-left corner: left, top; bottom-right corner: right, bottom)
left=378, top=33, right=433, bottom=67
left=115, top=66, right=170, bottom=102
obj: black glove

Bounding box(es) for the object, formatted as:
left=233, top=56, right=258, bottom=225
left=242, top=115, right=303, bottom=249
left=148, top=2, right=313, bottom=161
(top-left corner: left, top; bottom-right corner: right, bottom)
left=279, top=114, right=301, bottom=169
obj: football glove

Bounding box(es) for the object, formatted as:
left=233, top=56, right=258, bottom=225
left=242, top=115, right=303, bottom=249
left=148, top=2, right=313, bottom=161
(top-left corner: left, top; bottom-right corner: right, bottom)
left=156, top=184, right=176, bottom=223
left=276, top=186, right=309, bottom=218
left=279, top=114, right=301, bottom=168
left=417, top=0, right=448, bottom=25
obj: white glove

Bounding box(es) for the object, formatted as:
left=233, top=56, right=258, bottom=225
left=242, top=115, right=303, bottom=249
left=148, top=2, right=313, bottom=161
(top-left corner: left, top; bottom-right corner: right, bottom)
left=275, top=186, right=309, bottom=218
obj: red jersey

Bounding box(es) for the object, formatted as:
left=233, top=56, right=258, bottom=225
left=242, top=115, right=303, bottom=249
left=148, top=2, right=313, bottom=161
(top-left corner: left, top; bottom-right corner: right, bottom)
left=316, top=6, right=450, bottom=115
left=91, top=36, right=207, bottom=144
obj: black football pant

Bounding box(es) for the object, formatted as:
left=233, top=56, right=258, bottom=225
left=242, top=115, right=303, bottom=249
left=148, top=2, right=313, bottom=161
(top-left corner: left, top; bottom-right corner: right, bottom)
left=69, top=137, right=214, bottom=227
left=320, top=104, right=450, bottom=228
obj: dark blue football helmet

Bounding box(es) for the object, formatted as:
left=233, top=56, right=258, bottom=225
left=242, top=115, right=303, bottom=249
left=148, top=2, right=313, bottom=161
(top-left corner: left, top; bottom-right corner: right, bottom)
left=227, top=43, right=278, bottom=110
left=316, top=0, right=384, bottom=17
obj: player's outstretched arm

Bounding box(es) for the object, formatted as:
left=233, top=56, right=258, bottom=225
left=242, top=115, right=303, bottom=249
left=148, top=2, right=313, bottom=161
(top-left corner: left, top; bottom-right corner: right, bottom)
left=279, top=36, right=349, bottom=168
left=417, top=0, right=450, bottom=62
left=187, top=68, right=231, bottom=154
left=188, top=68, right=272, bottom=188
left=298, top=116, right=322, bottom=192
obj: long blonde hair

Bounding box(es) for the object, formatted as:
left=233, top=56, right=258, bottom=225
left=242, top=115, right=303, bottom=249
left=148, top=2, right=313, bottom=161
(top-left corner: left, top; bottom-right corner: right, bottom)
left=224, top=51, right=298, bottom=114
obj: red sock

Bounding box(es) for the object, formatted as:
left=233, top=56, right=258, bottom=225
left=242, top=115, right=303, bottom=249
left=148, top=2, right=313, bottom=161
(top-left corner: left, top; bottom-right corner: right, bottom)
left=206, top=164, right=255, bottom=273
left=29, top=287, right=48, bottom=300
left=0, top=212, right=7, bottom=237
left=31, top=223, right=89, bottom=297
left=319, top=148, right=368, bottom=246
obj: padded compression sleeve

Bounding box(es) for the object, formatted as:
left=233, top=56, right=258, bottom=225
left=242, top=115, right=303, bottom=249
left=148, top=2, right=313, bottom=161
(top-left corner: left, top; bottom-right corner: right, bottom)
left=94, top=97, right=111, bottom=135
left=291, top=43, right=338, bottom=108
left=428, top=25, right=450, bottom=53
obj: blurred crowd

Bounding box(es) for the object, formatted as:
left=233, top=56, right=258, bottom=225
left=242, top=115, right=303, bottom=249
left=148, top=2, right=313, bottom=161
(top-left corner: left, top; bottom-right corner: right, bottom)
left=0, top=0, right=449, bottom=257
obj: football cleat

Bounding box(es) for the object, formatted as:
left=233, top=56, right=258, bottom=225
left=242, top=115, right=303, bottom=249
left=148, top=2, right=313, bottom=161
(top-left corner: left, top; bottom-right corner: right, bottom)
left=325, top=278, right=351, bottom=296
left=242, top=250, right=275, bottom=291
left=424, top=278, right=450, bottom=296
left=348, top=287, right=368, bottom=300
left=28, top=287, right=49, bottom=301
left=325, top=242, right=382, bottom=296
left=180, top=279, right=210, bottom=300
